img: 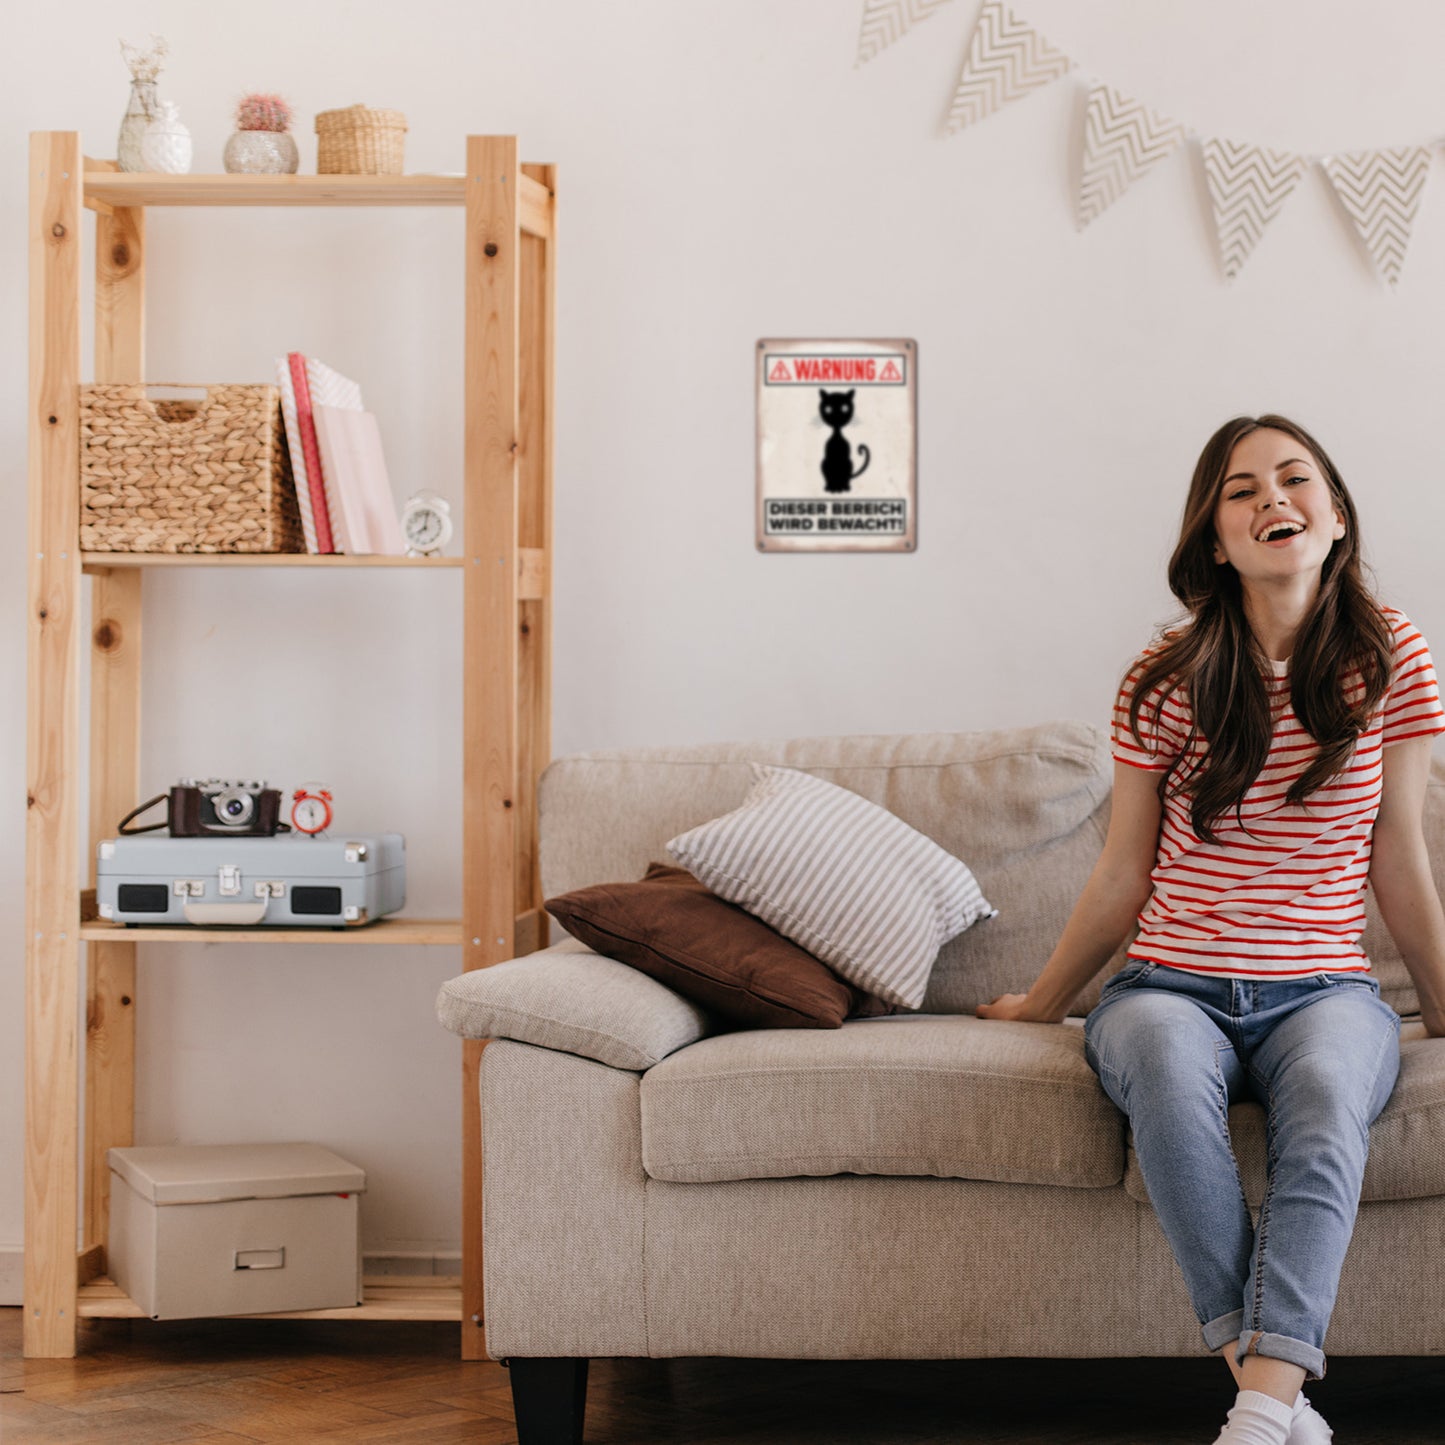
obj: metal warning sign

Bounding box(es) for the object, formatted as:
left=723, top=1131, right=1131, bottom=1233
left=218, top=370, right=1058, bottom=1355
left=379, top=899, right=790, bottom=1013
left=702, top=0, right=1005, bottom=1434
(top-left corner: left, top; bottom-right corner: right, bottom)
left=756, top=338, right=917, bottom=553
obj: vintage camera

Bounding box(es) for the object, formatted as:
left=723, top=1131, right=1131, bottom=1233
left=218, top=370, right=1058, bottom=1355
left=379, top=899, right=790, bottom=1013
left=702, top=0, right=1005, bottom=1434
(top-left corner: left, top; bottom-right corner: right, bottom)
left=174, top=779, right=285, bottom=836
left=118, top=779, right=288, bottom=837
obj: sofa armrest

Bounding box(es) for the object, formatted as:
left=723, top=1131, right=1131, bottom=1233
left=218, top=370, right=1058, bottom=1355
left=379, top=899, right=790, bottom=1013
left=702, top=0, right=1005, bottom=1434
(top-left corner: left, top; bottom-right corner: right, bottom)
left=436, top=939, right=711, bottom=1071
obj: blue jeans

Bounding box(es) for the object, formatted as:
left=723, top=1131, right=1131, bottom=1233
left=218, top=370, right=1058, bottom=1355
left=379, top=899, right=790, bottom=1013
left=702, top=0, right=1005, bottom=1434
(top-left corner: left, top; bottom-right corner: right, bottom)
left=1083, top=960, right=1402, bottom=1381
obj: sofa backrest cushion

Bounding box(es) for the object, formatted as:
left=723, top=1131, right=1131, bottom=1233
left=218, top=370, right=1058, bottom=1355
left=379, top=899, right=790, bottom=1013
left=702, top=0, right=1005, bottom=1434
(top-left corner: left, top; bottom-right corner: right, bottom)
left=540, top=722, right=1120, bottom=1015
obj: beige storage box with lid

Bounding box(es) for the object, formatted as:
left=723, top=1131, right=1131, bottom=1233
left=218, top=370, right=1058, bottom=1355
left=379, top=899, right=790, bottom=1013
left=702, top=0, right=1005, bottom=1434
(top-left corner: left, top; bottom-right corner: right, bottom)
left=107, top=1142, right=365, bottom=1320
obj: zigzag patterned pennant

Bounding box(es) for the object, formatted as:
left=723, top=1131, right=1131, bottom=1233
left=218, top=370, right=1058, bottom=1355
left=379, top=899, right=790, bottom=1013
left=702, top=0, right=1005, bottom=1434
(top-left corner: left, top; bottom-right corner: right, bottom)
left=1320, top=147, right=1433, bottom=288
left=856, top=0, right=954, bottom=67
left=1201, top=139, right=1307, bottom=281
left=946, top=0, right=1072, bottom=132
left=1078, top=82, right=1189, bottom=228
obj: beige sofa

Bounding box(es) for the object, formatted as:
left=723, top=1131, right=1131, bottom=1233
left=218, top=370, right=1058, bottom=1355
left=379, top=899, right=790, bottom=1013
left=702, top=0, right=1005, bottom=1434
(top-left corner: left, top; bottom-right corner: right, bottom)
left=437, top=722, right=1445, bottom=1444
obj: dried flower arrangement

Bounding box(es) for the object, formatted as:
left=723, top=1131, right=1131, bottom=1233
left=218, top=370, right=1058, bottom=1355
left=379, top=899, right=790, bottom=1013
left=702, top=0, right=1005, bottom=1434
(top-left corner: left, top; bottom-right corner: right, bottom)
left=236, top=93, right=294, bottom=133
left=119, top=35, right=168, bottom=82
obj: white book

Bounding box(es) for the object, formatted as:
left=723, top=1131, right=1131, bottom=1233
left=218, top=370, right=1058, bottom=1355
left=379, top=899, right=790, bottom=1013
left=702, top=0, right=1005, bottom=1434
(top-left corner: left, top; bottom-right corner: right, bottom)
left=303, top=357, right=365, bottom=554
left=312, top=405, right=406, bottom=556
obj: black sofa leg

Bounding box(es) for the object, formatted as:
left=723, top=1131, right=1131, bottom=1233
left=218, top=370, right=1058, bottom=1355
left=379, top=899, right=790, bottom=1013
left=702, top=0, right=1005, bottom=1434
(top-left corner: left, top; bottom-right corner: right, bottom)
left=508, top=1356, right=590, bottom=1444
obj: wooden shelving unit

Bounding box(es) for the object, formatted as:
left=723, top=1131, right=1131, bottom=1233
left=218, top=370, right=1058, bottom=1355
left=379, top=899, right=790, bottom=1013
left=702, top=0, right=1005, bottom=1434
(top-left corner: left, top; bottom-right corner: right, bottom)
left=25, top=133, right=556, bottom=1359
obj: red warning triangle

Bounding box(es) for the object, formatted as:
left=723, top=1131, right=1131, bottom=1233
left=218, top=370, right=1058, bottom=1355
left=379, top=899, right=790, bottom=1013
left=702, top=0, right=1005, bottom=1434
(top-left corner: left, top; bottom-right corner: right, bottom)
left=879, top=359, right=902, bottom=381
left=768, top=359, right=792, bottom=382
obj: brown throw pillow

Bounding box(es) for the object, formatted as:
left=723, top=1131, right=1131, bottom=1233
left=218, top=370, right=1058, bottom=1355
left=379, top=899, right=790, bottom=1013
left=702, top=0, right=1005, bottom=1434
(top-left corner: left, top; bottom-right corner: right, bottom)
left=545, top=863, right=895, bottom=1029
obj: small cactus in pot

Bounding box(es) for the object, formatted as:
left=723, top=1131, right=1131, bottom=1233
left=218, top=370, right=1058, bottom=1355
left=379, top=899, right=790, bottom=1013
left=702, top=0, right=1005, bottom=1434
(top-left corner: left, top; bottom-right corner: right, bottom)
left=224, top=92, right=299, bottom=174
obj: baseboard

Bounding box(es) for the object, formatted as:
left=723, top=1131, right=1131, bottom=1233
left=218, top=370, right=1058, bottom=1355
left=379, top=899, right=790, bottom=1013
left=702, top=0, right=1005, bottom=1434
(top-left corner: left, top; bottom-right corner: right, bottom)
left=0, top=1247, right=21, bottom=1306
left=0, top=1247, right=459, bottom=1304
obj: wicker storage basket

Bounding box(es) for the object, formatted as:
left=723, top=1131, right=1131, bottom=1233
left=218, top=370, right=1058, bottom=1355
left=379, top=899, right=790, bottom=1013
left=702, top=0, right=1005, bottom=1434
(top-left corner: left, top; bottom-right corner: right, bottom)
left=80, top=384, right=305, bottom=554
left=315, top=104, right=407, bottom=175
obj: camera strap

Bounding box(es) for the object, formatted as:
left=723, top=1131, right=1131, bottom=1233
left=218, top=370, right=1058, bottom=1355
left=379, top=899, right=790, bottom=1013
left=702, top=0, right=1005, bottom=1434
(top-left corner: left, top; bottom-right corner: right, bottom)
left=117, top=793, right=172, bottom=835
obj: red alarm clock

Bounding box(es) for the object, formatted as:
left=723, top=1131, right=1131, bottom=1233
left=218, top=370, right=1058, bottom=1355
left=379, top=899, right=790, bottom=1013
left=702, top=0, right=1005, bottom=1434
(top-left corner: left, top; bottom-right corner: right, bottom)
left=290, top=784, right=333, bottom=836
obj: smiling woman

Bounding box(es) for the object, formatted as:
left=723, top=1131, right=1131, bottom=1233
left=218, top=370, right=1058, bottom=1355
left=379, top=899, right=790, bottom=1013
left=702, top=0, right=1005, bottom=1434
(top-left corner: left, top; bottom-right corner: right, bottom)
left=976, top=412, right=1445, bottom=1445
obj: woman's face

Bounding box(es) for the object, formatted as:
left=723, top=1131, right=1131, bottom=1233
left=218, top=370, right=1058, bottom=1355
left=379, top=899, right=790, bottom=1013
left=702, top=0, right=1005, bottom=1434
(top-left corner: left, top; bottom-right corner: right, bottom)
left=1210, top=428, right=1345, bottom=586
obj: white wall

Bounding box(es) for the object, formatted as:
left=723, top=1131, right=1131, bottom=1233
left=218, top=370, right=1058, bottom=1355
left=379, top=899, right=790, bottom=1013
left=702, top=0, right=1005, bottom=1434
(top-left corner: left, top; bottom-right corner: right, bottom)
left=5, top=0, right=1445, bottom=1277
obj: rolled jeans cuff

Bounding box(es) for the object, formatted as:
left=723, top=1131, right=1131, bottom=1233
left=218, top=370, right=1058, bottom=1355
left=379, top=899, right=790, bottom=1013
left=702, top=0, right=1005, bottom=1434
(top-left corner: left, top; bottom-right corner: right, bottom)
left=1202, top=1312, right=1248, bottom=1352
left=1203, top=1309, right=1245, bottom=1353
left=1233, top=1329, right=1328, bottom=1382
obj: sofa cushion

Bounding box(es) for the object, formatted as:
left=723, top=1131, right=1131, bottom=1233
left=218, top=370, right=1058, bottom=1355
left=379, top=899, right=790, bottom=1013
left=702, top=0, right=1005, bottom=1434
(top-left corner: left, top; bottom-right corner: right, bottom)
left=545, top=863, right=894, bottom=1029
left=1123, top=1019, right=1445, bottom=1206
left=639, top=1015, right=1124, bottom=1187
left=666, top=765, right=996, bottom=1009
left=436, top=940, right=709, bottom=1071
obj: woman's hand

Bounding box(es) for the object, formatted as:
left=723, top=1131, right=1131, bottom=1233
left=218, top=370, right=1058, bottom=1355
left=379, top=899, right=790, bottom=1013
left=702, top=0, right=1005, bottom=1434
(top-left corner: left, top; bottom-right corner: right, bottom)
left=975, top=993, right=1057, bottom=1023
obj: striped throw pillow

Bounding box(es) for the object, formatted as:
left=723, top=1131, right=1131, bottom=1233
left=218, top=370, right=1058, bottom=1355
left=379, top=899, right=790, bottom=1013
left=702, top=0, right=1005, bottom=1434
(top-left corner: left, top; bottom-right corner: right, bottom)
left=666, top=766, right=996, bottom=1009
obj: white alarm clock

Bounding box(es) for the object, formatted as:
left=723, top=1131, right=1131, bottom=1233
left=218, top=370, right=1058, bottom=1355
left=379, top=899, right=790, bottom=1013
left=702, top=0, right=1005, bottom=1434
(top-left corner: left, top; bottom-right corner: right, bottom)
left=401, top=491, right=454, bottom=557
left=290, top=784, right=333, bottom=836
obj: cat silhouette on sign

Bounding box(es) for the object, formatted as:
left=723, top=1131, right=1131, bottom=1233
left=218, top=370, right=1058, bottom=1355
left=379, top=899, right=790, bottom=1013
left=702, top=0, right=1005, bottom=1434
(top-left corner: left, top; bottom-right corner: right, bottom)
left=818, top=389, right=870, bottom=493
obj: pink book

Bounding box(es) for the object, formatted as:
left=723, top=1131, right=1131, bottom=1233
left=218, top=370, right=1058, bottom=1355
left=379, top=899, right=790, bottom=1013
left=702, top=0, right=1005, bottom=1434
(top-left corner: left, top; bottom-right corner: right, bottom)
left=288, top=352, right=335, bottom=553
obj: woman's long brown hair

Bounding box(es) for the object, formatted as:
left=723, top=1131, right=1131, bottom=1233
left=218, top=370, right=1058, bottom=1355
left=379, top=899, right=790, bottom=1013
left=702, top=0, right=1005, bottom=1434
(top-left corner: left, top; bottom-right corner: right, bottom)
left=1128, top=414, right=1393, bottom=844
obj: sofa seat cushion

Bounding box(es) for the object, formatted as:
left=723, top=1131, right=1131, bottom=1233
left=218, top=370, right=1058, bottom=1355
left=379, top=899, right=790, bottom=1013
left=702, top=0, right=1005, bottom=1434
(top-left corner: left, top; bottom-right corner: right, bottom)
left=1124, top=1019, right=1445, bottom=1207
left=639, top=1015, right=1124, bottom=1187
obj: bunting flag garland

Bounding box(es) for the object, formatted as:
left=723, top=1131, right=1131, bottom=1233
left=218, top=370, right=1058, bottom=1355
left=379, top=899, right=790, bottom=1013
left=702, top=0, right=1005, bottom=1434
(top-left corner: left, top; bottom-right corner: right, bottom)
left=1077, top=83, right=1189, bottom=229
left=856, top=0, right=955, bottom=67
left=1319, top=147, right=1432, bottom=289
left=859, top=1, right=1442, bottom=284
left=945, top=0, right=1071, bottom=132
left=1201, top=140, right=1308, bottom=282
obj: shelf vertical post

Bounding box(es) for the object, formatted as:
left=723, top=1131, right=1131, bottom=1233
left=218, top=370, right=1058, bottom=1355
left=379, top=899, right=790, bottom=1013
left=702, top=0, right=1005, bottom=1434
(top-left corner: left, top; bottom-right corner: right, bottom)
left=25, top=130, right=84, bottom=1359
left=84, top=182, right=146, bottom=1262
left=516, top=164, right=556, bottom=952
left=461, top=134, right=521, bottom=1359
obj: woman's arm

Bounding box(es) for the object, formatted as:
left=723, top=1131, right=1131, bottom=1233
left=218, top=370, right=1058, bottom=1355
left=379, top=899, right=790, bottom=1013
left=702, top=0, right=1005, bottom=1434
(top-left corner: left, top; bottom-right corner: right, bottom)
left=1369, top=734, right=1445, bottom=1038
left=976, top=760, right=1162, bottom=1024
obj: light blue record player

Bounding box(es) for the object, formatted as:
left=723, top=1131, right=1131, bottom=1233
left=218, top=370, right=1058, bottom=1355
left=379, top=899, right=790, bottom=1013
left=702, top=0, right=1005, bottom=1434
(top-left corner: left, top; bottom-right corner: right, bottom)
left=96, top=833, right=406, bottom=927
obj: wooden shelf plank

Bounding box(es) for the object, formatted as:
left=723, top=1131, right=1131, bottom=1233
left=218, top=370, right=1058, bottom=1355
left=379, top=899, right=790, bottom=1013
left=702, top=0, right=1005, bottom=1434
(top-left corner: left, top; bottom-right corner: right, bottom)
left=80, top=917, right=465, bottom=945
left=81, top=169, right=553, bottom=237
left=81, top=548, right=546, bottom=596
left=78, top=1276, right=464, bottom=1322
left=85, top=172, right=469, bottom=208
left=82, top=552, right=464, bottom=570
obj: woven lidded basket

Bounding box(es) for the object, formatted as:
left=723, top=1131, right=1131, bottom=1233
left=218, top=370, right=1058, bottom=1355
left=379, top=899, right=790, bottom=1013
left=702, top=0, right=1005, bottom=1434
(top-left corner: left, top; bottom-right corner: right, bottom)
left=80, top=384, right=304, bottom=554
left=315, top=104, right=407, bottom=175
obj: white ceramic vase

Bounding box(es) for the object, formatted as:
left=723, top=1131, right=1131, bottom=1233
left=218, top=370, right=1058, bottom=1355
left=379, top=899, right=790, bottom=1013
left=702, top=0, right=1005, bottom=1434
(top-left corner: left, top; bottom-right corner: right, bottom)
left=223, top=129, right=299, bottom=175
left=141, top=101, right=193, bottom=175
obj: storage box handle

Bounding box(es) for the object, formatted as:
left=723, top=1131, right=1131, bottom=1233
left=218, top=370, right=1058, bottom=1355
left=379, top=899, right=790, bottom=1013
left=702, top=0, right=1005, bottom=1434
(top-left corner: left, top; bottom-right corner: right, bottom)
left=125, top=384, right=215, bottom=429
left=234, top=1247, right=285, bottom=1271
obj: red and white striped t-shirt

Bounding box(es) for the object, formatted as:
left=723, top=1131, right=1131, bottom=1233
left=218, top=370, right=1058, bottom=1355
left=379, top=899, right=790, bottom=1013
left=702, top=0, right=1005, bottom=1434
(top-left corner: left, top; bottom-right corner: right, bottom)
left=1112, top=606, right=1445, bottom=979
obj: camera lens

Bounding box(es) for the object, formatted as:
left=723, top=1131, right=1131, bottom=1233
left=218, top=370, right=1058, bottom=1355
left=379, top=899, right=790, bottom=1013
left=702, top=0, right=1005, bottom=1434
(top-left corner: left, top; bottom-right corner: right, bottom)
left=215, top=788, right=254, bottom=826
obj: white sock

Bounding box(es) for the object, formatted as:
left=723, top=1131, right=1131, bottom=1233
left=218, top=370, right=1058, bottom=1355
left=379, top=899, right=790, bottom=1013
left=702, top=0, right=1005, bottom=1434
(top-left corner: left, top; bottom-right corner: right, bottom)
left=1288, top=1390, right=1334, bottom=1444
left=1212, top=1388, right=1295, bottom=1445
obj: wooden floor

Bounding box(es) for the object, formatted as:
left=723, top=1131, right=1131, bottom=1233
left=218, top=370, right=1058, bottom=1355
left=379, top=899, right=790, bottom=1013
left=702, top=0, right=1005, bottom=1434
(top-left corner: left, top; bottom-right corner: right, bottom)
left=3, top=1308, right=1444, bottom=1442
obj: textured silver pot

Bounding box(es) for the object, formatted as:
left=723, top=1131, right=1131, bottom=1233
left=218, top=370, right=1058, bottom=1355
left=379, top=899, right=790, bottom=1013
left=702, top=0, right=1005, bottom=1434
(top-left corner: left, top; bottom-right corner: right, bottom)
left=223, top=130, right=299, bottom=174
